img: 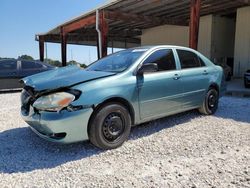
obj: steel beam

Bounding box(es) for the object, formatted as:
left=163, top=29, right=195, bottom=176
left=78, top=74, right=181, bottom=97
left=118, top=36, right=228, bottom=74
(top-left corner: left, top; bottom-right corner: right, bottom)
left=39, top=36, right=45, bottom=62
left=189, top=0, right=201, bottom=50
left=63, top=15, right=96, bottom=34
left=61, top=27, right=67, bottom=66
left=42, top=34, right=140, bottom=46
left=105, top=10, right=186, bottom=26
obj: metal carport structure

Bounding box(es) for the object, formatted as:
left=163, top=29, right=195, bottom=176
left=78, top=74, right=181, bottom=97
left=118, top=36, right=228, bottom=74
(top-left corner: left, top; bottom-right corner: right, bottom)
left=36, top=0, right=250, bottom=66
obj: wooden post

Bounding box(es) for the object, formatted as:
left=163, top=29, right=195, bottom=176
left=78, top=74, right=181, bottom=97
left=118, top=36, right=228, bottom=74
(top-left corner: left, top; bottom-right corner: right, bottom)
left=189, top=0, right=201, bottom=50
left=100, top=11, right=108, bottom=57
left=61, top=27, right=67, bottom=66
left=39, top=36, right=45, bottom=62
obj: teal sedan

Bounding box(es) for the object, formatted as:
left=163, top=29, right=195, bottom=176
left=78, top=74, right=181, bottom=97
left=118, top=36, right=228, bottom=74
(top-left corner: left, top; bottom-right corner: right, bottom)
left=21, top=46, right=225, bottom=149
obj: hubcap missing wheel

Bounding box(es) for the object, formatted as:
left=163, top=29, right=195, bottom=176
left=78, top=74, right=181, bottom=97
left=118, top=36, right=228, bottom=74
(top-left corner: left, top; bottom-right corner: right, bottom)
left=102, top=113, right=124, bottom=142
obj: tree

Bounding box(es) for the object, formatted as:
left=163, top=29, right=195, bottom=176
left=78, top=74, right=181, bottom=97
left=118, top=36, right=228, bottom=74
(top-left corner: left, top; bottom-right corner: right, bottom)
left=44, top=59, right=62, bottom=67
left=18, top=55, right=34, bottom=60
left=68, top=60, right=87, bottom=68
left=80, top=64, right=87, bottom=68
left=68, top=60, right=79, bottom=66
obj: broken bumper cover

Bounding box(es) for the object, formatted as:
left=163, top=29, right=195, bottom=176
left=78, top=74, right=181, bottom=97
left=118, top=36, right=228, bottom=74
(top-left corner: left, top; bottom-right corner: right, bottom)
left=22, top=107, right=93, bottom=143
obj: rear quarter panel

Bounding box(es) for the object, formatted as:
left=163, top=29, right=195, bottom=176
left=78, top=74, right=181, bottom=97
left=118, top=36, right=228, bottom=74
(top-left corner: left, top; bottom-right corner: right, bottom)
left=197, top=51, right=225, bottom=96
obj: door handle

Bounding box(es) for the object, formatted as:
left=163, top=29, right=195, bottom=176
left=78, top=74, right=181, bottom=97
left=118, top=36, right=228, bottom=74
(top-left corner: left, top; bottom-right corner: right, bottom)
left=202, top=70, right=208, bottom=75
left=173, top=74, right=180, bottom=80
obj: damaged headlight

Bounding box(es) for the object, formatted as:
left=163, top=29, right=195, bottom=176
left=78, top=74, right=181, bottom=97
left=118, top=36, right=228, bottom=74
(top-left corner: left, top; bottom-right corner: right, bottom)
left=33, top=92, right=76, bottom=112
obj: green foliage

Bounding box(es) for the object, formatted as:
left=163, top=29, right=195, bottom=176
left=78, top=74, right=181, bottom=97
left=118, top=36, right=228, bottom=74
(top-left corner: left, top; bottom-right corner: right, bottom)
left=68, top=60, right=79, bottom=66
left=45, top=59, right=87, bottom=68
left=44, top=59, right=62, bottom=67
left=80, top=64, right=87, bottom=68
left=18, top=55, right=34, bottom=60
left=68, top=60, right=87, bottom=69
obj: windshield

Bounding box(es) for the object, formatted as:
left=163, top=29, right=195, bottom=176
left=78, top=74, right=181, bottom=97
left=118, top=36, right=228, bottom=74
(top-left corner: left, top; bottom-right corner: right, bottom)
left=86, top=49, right=148, bottom=73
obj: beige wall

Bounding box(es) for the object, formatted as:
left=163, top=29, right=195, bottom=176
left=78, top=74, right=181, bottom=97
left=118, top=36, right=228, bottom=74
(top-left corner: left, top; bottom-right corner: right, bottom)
left=141, top=25, right=189, bottom=47
left=140, top=11, right=250, bottom=78
left=234, top=6, right=250, bottom=77
left=141, top=15, right=234, bottom=60
left=141, top=16, right=215, bottom=58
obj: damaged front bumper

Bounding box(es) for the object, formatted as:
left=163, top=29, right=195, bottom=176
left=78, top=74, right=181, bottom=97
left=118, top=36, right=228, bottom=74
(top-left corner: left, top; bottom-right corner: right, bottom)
left=21, top=88, right=93, bottom=143
left=22, top=106, right=93, bottom=143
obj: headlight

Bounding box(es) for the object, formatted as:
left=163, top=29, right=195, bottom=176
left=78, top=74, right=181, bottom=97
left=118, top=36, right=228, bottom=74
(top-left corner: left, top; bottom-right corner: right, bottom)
left=33, top=92, right=75, bottom=112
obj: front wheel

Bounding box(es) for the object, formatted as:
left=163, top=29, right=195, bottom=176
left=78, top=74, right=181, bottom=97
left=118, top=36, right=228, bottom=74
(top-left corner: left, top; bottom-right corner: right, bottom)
left=199, top=88, right=219, bottom=115
left=88, top=103, right=131, bottom=149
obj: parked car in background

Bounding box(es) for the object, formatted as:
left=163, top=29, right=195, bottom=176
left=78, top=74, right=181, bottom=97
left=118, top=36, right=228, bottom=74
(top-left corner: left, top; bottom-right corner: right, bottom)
left=0, top=59, right=54, bottom=91
left=214, top=59, right=232, bottom=81
left=244, top=70, right=250, bottom=88
left=21, top=46, right=225, bottom=149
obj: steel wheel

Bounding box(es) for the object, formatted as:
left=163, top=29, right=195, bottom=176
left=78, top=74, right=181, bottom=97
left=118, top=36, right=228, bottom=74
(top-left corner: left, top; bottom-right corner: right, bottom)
left=89, top=103, right=131, bottom=149
left=199, top=88, right=219, bottom=115
left=207, top=91, right=218, bottom=110
left=102, top=112, right=125, bottom=142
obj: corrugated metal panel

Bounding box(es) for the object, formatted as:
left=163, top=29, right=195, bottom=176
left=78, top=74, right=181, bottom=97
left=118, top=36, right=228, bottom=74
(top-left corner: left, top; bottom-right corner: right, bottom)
left=37, top=0, right=250, bottom=50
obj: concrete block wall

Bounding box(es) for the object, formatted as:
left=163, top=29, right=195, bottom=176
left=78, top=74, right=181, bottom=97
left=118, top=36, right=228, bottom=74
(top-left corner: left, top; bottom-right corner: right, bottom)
left=141, top=25, right=189, bottom=47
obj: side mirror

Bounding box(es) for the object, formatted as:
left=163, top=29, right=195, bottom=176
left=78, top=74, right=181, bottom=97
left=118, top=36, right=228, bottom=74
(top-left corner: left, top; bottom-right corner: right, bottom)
left=137, top=63, right=158, bottom=75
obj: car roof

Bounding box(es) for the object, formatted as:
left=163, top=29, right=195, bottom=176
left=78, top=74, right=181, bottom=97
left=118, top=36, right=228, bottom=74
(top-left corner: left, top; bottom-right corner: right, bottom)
left=0, top=58, right=16, bottom=62
left=132, top=45, right=197, bottom=51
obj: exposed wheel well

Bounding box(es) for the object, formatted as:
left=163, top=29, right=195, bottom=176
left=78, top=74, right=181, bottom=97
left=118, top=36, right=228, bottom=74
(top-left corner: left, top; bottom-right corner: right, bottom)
left=87, top=97, right=135, bottom=135
left=209, top=83, right=219, bottom=94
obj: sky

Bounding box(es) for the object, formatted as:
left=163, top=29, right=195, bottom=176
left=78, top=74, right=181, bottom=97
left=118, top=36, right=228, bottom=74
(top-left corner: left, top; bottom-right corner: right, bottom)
left=0, top=0, right=115, bottom=65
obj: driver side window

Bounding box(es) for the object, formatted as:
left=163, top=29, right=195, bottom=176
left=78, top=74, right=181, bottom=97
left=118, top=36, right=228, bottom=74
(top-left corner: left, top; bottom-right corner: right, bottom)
left=143, top=49, right=176, bottom=72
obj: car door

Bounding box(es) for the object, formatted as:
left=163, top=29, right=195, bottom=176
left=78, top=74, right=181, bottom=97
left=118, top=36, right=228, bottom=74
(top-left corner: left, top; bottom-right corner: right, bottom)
left=0, top=59, right=20, bottom=90
left=176, top=49, right=210, bottom=109
left=137, top=48, right=183, bottom=120
left=19, top=60, right=43, bottom=78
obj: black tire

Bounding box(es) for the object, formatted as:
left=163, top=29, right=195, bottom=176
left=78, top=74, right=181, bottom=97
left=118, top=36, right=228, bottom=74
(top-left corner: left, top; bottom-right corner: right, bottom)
left=89, top=103, right=131, bottom=149
left=199, top=88, right=219, bottom=115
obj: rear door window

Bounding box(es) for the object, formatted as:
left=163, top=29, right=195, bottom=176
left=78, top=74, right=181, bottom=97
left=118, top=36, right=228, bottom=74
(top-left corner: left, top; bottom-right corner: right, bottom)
left=177, top=50, right=205, bottom=69
left=143, top=49, right=176, bottom=72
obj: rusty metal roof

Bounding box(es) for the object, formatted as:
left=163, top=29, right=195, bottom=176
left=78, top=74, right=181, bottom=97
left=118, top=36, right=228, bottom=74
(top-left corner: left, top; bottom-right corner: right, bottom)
left=37, top=0, right=250, bottom=48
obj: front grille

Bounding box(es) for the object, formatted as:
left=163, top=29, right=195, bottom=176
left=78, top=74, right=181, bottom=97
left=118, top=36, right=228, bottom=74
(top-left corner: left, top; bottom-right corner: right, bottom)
left=21, top=87, right=36, bottom=116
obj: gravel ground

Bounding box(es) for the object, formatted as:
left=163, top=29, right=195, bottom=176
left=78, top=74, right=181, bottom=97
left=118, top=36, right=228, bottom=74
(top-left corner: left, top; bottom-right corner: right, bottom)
left=0, top=92, right=249, bottom=188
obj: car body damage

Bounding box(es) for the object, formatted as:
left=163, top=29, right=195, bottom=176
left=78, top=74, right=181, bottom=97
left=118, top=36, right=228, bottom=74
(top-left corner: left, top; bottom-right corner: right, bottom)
left=21, top=65, right=116, bottom=92
left=20, top=46, right=225, bottom=149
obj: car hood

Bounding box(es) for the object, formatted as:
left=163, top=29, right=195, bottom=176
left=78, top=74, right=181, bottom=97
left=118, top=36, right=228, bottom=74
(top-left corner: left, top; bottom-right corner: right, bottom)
left=21, top=65, right=116, bottom=91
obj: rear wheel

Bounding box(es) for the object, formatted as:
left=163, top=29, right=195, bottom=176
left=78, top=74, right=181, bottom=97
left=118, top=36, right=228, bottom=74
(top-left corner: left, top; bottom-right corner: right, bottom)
left=199, top=88, right=219, bottom=115
left=89, top=103, right=131, bottom=149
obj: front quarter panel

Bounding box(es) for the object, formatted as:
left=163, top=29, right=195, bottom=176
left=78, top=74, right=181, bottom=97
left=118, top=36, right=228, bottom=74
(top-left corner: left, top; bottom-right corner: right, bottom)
left=71, top=73, right=140, bottom=123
